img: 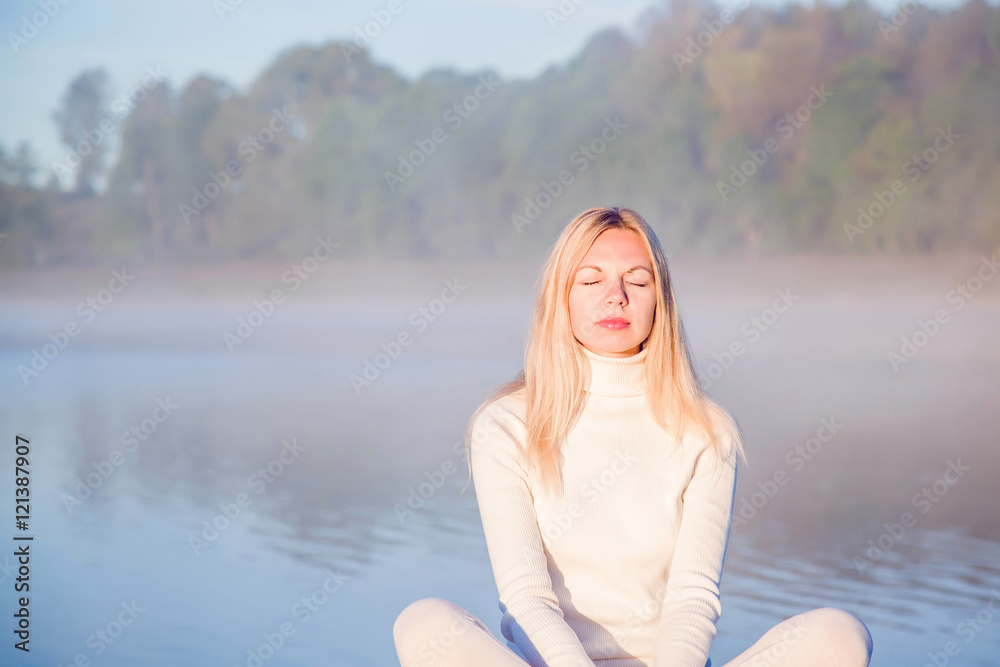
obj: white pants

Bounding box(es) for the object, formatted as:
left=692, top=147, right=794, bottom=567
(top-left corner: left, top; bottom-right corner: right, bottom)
left=392, top=598, right=873, bottom=667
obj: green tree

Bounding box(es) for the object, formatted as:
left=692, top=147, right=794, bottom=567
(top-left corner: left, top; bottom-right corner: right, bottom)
left=52, top=68, right=111, bottom=194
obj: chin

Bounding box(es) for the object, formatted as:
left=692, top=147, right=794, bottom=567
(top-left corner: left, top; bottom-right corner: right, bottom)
left=595, top=342, right=641, bottom=356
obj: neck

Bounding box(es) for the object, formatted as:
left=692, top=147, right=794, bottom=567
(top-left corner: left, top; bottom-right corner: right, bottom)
left=580, top=344, right=648, bottom=397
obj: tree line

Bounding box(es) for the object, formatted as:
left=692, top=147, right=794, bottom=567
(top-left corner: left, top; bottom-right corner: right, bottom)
left=1, top=0, right=998, bottom=267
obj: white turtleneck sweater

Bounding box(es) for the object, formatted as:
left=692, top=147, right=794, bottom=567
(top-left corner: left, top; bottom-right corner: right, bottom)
left=469, top=345, right=737, bottom=667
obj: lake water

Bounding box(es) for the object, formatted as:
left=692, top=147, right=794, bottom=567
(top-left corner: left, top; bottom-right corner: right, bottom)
left=1, top=280, right=998, bottom=667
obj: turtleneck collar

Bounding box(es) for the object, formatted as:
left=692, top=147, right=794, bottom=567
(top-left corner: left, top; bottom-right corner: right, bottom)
left=580, top=344, right=648, bottom=397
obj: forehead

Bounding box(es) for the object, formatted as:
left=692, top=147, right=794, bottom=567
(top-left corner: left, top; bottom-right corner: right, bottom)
left=577, top=229, right=652, bottom=266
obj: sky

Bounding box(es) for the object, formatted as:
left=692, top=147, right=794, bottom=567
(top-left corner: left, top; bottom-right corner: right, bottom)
left=0, top=0, right=973, bottom=184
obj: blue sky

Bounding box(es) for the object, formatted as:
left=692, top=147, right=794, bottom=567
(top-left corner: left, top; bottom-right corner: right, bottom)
left=0, top=0, right=972, bottom=182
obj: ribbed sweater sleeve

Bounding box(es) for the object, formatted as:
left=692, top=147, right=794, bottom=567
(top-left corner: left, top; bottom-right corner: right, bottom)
left=652, top=441, right=737, bottom=667
left=470, top=401, right=596, bottom=667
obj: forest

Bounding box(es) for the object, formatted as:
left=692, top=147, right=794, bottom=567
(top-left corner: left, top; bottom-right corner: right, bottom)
left=1, top=0, right=998, bottom=267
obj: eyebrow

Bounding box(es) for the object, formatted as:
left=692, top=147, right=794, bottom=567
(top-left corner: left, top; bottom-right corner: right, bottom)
left=576, top=264, right=653, bottom=274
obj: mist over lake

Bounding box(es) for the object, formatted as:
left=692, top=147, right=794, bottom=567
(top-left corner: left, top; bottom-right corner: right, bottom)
left=1, top=254, right=997, bottom=666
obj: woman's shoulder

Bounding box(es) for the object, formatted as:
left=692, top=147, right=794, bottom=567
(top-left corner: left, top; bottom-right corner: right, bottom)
left=469, top=390, right=532, bottom=472
left=479, top=386, right=527, bottom=420
left=675, top=412, right=741, bottom=470
left=469, top=389, right=528, bottom=445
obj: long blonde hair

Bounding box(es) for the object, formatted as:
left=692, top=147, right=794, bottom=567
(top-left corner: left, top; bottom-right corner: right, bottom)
left=463, top=205, right=745, bottom=497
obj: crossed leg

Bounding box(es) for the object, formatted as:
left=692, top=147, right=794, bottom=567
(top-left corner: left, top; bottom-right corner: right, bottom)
left=393, top=598, right=873, bottom=667
left=718, top=607, right=873, bottom=666
left=393, top=598, right=528, bottom=667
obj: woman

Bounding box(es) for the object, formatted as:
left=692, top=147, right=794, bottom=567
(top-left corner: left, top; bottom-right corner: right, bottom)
left=392, top=206, right=873, bottom=667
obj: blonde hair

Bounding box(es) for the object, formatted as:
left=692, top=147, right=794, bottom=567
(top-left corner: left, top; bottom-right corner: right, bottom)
left=463, top=205, right=745, bottom=497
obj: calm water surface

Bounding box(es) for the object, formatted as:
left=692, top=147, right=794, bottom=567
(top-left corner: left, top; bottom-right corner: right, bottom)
left=1, top=301, right=997, bottom=667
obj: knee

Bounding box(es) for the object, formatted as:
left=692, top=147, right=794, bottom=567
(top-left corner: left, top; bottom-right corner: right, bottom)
left=802, top=607, right=873, bottom=666
left=393, top=597, right=459, bottom=643
left=393, top=598, right=480, bottom=667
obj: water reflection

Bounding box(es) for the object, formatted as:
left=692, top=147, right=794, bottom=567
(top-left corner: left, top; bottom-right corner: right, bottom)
left=1, top=299, right=998, bottom=666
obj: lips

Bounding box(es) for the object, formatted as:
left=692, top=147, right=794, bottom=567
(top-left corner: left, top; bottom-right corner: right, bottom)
left=597, top=318, right=629, bottom=330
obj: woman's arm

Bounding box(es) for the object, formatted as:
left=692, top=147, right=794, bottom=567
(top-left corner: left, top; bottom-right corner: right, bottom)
left=470, top=402, right=596, bottom=667
left=652, top=439, right=738, bottom=667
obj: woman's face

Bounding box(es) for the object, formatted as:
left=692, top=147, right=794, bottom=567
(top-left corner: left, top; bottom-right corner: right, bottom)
left=568, top=228, right=656, bottom=357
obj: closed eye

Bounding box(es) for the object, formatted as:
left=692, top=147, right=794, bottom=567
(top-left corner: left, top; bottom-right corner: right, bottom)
left=582, top=281, right=647, bottom=287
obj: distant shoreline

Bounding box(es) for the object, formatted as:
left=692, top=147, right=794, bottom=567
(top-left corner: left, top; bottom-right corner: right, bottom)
left=1, top=251, right=998, bottom=306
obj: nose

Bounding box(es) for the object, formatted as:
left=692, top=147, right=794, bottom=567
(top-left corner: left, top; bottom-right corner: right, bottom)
left=605, top=280, right=627, bottom=306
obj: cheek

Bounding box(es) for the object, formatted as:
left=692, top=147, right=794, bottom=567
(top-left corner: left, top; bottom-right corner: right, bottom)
left=568, top=293, right=585, bottom=325
left=568, top=292, right=595, bottom=329
left=640, top=296, right=656, bottom=324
